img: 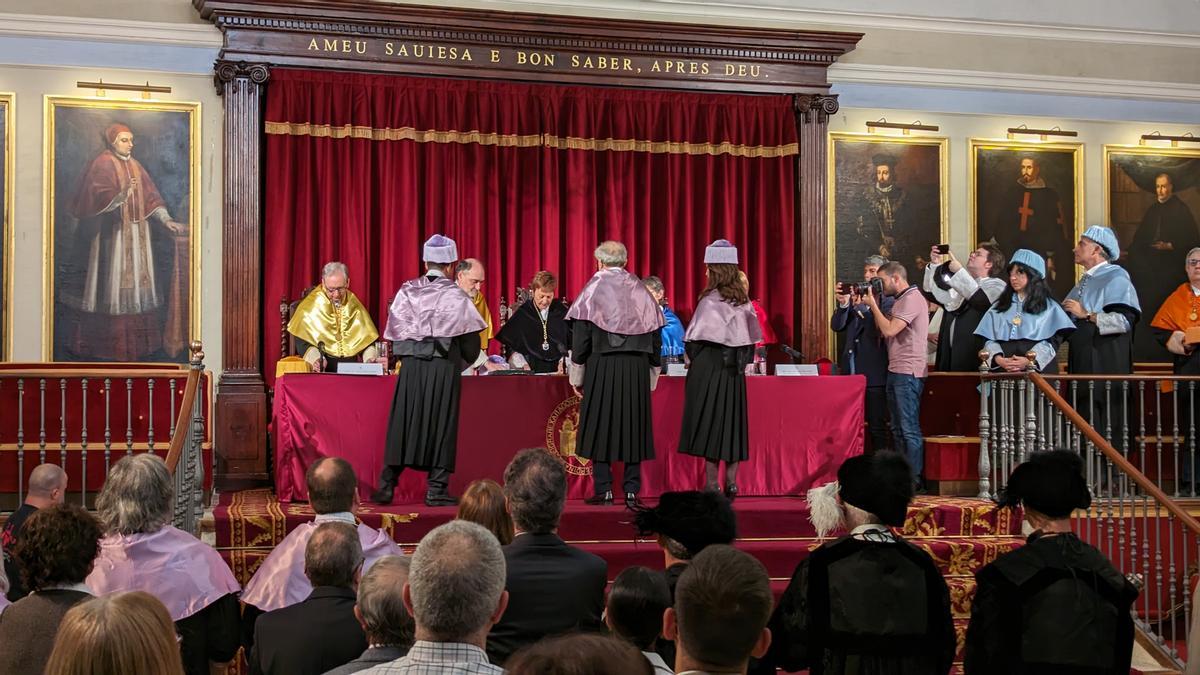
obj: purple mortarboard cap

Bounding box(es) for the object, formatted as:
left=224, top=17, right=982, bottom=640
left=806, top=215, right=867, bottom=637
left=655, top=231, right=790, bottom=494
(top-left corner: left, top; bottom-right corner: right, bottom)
left=704, top=239, right=739, bottom=265
left=423, top=234, right=459, bottom=263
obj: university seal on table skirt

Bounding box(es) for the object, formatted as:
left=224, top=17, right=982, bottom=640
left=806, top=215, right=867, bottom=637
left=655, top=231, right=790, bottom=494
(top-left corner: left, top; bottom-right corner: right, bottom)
left=546, top=394, right=591, bottom=476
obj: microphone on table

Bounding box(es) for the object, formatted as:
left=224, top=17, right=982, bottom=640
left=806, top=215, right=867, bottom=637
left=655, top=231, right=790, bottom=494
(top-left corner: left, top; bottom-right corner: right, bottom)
left=316, top=341, right=329, bottom=373
left=780, top=344, right=804, bottom=363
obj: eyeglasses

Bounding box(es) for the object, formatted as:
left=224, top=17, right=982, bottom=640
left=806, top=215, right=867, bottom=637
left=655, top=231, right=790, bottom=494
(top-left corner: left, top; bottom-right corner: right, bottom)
left=1188, top=259, right=1200, bottom=268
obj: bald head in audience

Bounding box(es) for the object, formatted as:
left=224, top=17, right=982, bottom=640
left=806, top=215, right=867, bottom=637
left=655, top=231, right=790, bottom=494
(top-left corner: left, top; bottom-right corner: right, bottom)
left=306, top=457, right=358, bottom=515
left=26, top=464, right=67, bottom=508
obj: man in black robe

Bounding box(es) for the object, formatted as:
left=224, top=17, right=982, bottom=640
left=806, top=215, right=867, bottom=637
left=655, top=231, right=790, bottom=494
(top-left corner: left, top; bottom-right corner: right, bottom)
left=753, top=452, right=956, bottom=675
left=964, top=450, right=1138, bottom=674
left=992, top=157, right=1072, bottom=296
left=1128, top=173, right=1200, bottom=360
left=495, top=271, right=571, bottom=373
left=567, top=241, right=664, bottom=508
left=372, top=234, right=485, bottom=507
left=923, top=242, right=1007, bottom=371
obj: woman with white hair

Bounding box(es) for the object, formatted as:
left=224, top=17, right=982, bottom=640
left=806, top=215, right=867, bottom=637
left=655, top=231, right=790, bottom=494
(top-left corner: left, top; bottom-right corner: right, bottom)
left=86, top=453, right=241, bottom=675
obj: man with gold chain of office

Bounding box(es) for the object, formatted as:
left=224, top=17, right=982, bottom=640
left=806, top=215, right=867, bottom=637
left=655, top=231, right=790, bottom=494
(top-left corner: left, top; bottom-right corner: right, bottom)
left=286, top=261, right=381, bottom=372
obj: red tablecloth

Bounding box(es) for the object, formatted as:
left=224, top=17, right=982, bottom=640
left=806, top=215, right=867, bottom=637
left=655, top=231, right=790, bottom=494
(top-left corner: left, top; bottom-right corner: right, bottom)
left=273, top=373, right=865, bottom=503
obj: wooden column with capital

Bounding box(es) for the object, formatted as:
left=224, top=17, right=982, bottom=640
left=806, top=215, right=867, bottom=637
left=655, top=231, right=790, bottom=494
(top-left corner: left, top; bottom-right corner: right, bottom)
left=795, top=94, right=839, bottom=361
left=215, top=60, right=271, bottom=482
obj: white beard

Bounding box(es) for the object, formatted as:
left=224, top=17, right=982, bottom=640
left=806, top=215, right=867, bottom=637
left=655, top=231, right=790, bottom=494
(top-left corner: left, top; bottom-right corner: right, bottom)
left=807, top=481, right=844, bottom=539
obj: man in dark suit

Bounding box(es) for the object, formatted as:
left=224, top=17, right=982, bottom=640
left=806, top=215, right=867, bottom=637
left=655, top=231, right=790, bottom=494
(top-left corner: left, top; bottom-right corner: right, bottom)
left=487, top=448, right=608, bottom=665
left=323, top=555, right=413, bottom=675
left=250, top=522, right=367, bottom=675
left=831, top=255, right=894, bottom=453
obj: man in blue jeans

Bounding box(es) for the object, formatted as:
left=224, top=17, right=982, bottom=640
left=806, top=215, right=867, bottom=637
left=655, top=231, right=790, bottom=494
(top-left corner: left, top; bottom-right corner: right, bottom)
left=864, top=261, right=930, bottom=490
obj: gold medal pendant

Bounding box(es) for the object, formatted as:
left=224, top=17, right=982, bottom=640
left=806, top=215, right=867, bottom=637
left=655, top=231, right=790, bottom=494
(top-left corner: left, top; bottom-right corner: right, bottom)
left=1191, top=312, right=1198, bottom=322
left=1012, top=315, right=1022, bottom=327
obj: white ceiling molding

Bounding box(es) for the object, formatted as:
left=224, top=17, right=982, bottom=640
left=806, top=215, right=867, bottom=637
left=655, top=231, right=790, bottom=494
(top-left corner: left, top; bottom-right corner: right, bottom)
left=423, top=0, right=1200, bottom=49
left=0, top=13, right=222, bottom=48
left=829, top=63, right=1200, bottom=104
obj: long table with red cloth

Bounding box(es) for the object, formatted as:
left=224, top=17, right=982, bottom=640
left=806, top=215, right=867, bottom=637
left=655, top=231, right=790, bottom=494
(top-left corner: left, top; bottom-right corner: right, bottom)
left=273, top=373, right=865, bottom=503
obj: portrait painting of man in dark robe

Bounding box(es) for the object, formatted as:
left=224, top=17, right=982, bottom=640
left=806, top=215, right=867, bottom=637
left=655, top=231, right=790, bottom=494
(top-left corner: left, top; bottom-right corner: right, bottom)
left=830, top=135, right=946, bottom=297
left=47, top=98, right=197, bottom=363
left=1107, top=148, right=1200, bottom=362
left=973, top=142, right=1081, bottom=299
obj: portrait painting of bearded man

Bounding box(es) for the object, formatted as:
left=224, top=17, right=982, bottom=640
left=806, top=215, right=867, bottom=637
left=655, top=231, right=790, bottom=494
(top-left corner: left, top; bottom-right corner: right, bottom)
left=829, top=134, right=947, bottom=293
left=1106, top=147, right=1200, bottom=362
left=46, top=98, right=198, bottom=362
left=973, top=141, right=1082, bottom=299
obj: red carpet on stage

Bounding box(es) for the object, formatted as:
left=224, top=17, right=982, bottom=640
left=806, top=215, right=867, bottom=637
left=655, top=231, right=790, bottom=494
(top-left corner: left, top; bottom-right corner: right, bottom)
left=214, top=489, right=1024, bottom=671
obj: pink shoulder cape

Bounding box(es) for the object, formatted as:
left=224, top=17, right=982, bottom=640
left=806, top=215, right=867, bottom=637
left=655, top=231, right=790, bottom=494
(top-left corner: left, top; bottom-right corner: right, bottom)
left=240, top=521, right=402, bottom=612
left=566, top=268, right=665, bottom=336
left=86, top=526, right=240, bottom=621
left=683, top=292, right=762, bottom=347
left=383, top=276, right=488, bottom=342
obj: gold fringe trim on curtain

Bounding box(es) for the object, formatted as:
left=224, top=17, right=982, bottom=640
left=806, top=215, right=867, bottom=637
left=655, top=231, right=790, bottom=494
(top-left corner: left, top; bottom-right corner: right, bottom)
left=264, top=121, right=799, bottom=158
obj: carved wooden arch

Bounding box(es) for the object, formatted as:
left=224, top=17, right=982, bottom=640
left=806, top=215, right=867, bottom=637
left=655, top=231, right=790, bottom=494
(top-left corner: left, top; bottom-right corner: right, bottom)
left=195, top=0, right=860, bottom=482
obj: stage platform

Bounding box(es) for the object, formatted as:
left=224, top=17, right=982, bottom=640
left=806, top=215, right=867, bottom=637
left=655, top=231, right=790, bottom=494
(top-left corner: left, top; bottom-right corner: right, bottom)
left=213, top=488, right=1025, bottom=669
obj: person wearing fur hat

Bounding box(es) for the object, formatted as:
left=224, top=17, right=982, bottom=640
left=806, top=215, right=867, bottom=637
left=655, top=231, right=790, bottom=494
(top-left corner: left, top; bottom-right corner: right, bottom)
left=753, top=452, right=955, bottom=675
left=974, top=249, right=1075, bottom=373
left=633, top=489, right=737, bottom=669
left=964, top=450, right=1138, bottom=675
left=373, top=234, right=486, bottom=506
left=677, top=240, right=763, bottom=498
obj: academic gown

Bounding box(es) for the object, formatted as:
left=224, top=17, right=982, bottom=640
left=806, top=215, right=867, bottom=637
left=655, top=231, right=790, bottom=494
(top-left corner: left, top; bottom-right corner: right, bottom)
left=1150, top=283, right=1200, bottom=375
left=927, top=264, right=1007, bottom=371
left=571, top=320, right=661, bottom=464
left=1064, top=264, right=1141, bottom=375
left=383, top=274, right=483, bottom=472
left=495, top=299, right=570, bottom=373
left=754, top=535, right=956, bottom=675
left=964, top=532, right=1137, bottom=675
left=975, top=294, right=1075, bottom=374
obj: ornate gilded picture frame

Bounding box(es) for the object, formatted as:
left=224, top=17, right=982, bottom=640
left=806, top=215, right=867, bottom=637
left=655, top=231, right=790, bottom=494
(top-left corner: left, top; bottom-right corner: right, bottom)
left=970, top=139, right=1084, bottom=299
left=1105, top=144, right=1200, bottom=363
left=43, top=96, right=200, bottom=362
left=0, top=93, right=12, bottom=360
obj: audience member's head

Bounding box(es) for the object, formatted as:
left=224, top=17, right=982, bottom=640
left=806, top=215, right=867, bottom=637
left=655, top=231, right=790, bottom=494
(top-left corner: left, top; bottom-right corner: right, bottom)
left=95, top=453, right=172, bottom=535
left=502, top=448, right=567, bottom=535
left=606, top=566, right=671, bottom=651
left=12, top=504, right=102, bottom=593
left=633, top=490, right=737, bottom=563
left=44, top=591, right=185, bottom=675
left=304, top=522, right=363, bottom=589
left=306, top=457, right=358, bottom=515
left=26, top=463, right=68, bottom=508
left=666, top=545, right=772, bottom=673
left=457, top=479, right=515, bottom=545
left=405, top=520, right=507, bottom=646
left=807, top=451, right=914, bottom=538
left=505, top=633, right=653, bottom=675
left=999, top=449, right=1091, bottom=528
left=355, top=555, right=414, bottom=650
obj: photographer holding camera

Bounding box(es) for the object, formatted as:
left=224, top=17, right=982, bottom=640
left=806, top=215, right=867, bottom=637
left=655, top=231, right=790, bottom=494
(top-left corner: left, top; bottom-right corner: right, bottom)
left=831, top=255, right=893, bottom=454
left=923, top=243, right=1007, bottom=371
left=863, top=261, right=929, bottom=491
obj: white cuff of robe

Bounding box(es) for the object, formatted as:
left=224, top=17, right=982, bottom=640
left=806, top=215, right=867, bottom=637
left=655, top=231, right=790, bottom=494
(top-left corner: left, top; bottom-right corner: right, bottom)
left=1031, top=342, right=1057, bottom=370
left=470, top=350, right=488, bottom=369
left=510, top=352, right=529, bottom=369
left=947, top=268, right=982, bottom=307
left=568, top=361, right=585, bottom=387
left=982, top=341, right=1002, bottom=368
left=923, top=266, right=963, bottom=311
left=1096, top=311, right=1131, bottom=336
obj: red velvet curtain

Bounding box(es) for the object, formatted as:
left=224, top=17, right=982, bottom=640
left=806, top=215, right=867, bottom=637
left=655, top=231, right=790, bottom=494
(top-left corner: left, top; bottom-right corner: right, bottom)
left=263, top=69, right=798, bottom=381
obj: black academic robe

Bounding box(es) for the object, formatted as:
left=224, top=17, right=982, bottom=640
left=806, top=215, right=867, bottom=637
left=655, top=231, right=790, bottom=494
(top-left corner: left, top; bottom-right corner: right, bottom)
left=754, top=534, right=956, bottom=675
left=1129, top=196, right=1200, bottom=360
left=383, top=330, right=481, bottom=472
left=964, top=532, right=1137, bottom=675
left=571, top=320, right=660, bottom=464
left=495, top=299, right=571, bottom=373
left=932, top=266, right=1003, bottom=372
left=1065, top=310, right=1139, bottom=376
left=677, top=341, right=754, bottom=462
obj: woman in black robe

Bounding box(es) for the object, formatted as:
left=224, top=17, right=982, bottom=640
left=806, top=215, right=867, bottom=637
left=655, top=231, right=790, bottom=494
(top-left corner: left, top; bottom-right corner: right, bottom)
left=495, top=271, right=571, bottom=373
left=677, top=240, right=762, bottom=500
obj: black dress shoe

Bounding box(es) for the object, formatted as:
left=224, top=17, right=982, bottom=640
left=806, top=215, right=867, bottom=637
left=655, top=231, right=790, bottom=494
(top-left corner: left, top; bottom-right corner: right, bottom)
left=424, top=493, right=459, bottom=507
left=371, top=486, right=395, bottom=505
left=585, top=491, right=614, bottom=505
left=724, top=483, right=738, bottom=502
left=624, top=492, right=642, bottom=509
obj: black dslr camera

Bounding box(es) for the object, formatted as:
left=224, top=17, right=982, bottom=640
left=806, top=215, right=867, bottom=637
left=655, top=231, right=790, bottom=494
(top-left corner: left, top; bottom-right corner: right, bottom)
left=839, top=277, right=883, bottom=296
